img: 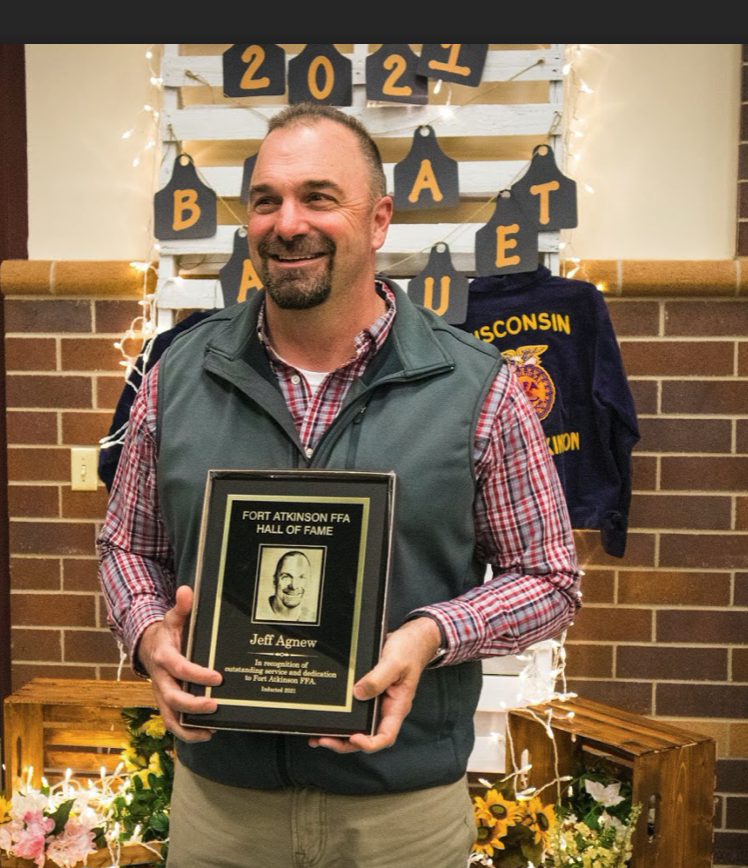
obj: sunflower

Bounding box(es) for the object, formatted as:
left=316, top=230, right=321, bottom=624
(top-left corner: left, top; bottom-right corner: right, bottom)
left=473, top=795, right=495, bottom=827
left=524, top=794, right=556, bottom=849
left=119, top=745, right=141, bottom=772
left=0, top=795, right=11, bottom=822
left=482, top=788, right=523, bottom=837
left=472, top=813, right=507, bottom=856
left=141, top=715, right=167, bottom=738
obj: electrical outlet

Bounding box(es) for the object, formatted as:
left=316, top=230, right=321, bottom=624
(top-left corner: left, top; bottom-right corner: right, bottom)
left=71, top=447, right=99, bottom=491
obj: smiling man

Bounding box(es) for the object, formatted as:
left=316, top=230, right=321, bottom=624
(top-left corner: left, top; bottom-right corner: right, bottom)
left=97, top=102, right=580, bottom=868
left=263, top=549, right=316, bottom=621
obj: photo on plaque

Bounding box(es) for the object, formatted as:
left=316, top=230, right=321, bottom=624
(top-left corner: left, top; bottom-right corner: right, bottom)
left=253, top=545, right=325, bottom=625
left=181, top=469, right=396, bottom=737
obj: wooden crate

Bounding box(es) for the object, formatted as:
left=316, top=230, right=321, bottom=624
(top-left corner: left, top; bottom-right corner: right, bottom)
left=507, top=696, right=715, bottom=868
left=3, top=677, right=156, bottom=794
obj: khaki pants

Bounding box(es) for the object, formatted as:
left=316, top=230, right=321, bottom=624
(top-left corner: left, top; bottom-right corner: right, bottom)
left=167, top=757, right=477, bottom=868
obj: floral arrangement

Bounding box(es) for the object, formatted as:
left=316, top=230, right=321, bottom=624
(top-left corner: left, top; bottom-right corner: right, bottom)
left=469, top=757, right=641, bottom=868
left=107, top=707, right=173, bottom=868
left=0, top=707, right=173, bottom=868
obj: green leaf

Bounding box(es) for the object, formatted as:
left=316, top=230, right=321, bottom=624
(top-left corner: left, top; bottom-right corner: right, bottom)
left=48, top=797, right=75, bottom=837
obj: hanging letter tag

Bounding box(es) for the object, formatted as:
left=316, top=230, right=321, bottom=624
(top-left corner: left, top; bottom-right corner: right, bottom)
left=394, top=125, right=459, bottom=210
left=475, top=190, right=539, bottom=276
left=288, top=44, right=352, bottom=106
left=366, top=44, right=428, bottom=105
left=222, top=44, right=286, bottom=98
left=154, top=154, right=217, bottom=240
left=239, top=153, right=258, bottom=206
left=219, top=227, right=263, bottom=307
left=408, top=243, right=469, bottom=325
left=417, top=44, right=488, bottom=88
left=511, top=144, right=578, bottom=230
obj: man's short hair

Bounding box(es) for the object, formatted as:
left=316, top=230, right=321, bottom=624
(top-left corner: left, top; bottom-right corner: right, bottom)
left=265, top=102, right=387, bottom=200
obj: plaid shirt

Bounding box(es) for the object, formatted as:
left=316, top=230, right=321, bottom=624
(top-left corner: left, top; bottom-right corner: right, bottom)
left=98, top=285, right=580, bottom=671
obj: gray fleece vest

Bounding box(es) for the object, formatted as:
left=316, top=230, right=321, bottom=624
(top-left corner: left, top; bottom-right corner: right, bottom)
left=157, top=282, right=504, bottom=794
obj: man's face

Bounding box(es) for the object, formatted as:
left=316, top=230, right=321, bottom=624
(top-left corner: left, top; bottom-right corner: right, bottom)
left=246, top=119, right=391, bottom=310
left=274, top=553, right=310, bottom=611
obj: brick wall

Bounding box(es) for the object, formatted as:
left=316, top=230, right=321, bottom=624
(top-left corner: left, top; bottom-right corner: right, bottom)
left=562, top=259, right=748, bottom=868
left=1, top=262, right=154, bottom=686
left=1, top=257, right=746, bottom=866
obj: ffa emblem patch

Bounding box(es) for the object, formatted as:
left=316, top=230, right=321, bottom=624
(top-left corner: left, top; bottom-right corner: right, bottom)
left=500, top=344, right=556, bottom=420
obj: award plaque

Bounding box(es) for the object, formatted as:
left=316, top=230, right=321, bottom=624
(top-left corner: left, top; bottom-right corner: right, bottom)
left=181, top=468, right=396, bottom=736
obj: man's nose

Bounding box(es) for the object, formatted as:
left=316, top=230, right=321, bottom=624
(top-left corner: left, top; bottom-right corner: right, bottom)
left=275, top=200, right=309, bottom=240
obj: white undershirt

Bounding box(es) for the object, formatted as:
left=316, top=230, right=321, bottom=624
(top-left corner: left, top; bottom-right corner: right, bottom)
left=295, top=366, right=328, bottom=395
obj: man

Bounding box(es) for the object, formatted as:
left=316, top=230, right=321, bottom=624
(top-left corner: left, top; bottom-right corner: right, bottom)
left=256, top=549, right=318, bottom=622
left=97, top=102, right=581, bottom=868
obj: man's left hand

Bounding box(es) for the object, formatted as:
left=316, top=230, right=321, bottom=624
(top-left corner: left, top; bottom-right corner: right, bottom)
left=308, top=616, right=442, bottom=754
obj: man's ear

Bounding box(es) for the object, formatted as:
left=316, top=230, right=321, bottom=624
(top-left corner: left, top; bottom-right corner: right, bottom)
left=372, top=195, right=394, bottom=251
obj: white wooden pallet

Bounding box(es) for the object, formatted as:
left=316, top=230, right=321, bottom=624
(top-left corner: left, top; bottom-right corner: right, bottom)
left=154, top=44, right=568, bottom=325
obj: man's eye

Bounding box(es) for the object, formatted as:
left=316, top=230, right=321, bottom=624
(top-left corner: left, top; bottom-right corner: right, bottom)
left=250, top=197, right=276, bottom=211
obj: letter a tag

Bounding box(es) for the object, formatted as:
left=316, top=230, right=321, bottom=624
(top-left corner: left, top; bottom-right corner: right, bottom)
left=408, top=243, right=469, bottom=324
left=394, top=125, right=459, bottom=210
left=154, top=153, right=217, bottom=240
left=475, top=190, right=539, bottom=276
left=511, top=144, right=578, bottom=230
left=219, top=227, right=263, bottom=308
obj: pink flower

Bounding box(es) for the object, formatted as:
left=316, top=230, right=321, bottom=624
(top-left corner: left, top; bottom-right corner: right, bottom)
left=11, top=809, right=54, bottom=866
left=45, top=817, right=97, bottom=868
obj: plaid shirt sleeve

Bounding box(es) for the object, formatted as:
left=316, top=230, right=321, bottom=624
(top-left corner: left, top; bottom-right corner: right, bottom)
left=96, top=363, right=175, bottom=675
left=98, top=345, right=580, bottom=674
left=409, top=364, right=581, bottom=665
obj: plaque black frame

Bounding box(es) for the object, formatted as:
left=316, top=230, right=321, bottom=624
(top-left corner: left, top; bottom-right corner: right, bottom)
left=181, top=468, right=395, bottom=736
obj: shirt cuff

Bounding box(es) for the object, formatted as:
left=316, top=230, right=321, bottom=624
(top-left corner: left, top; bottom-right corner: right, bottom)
left=404, top=610, right=449, bottom=667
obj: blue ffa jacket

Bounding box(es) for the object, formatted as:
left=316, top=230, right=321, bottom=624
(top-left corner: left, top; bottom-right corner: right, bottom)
left=459, top=266, right=640, bottom=557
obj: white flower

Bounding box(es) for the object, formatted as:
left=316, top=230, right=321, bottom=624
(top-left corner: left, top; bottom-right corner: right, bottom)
left=584, top=778, right=625, bottom=807
left=599, top=810, right=625, bottom=830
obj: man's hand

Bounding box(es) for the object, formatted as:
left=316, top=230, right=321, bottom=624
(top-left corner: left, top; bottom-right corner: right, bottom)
left=137, top=585, right=223, bottom=743
left=308, top=616, right=442, bottom=754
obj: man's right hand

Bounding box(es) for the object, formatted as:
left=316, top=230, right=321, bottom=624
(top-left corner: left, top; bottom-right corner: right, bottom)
left=137, top=584, right=222, bottom=743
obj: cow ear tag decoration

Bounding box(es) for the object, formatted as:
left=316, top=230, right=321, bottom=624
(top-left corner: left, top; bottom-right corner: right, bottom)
left=222, top=44, right=286, bottom=98
left=288, top=44, right=352, bottom=106
left=510, top=143, right=578, bottom=231
left=408, top=243, right=469, bottom=325
left=366, top=44, right=428, bottom=105
left=417, top=44, right=488, bottom=88
left=394, top=125, right=459, bottom=211
left=239, top=153, right=257, bottom=206
left=154, top=153, right=217, bottom=241
left=475, top=189, right=538, bottom=276
left=219, top=227, right=263, bottom=308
